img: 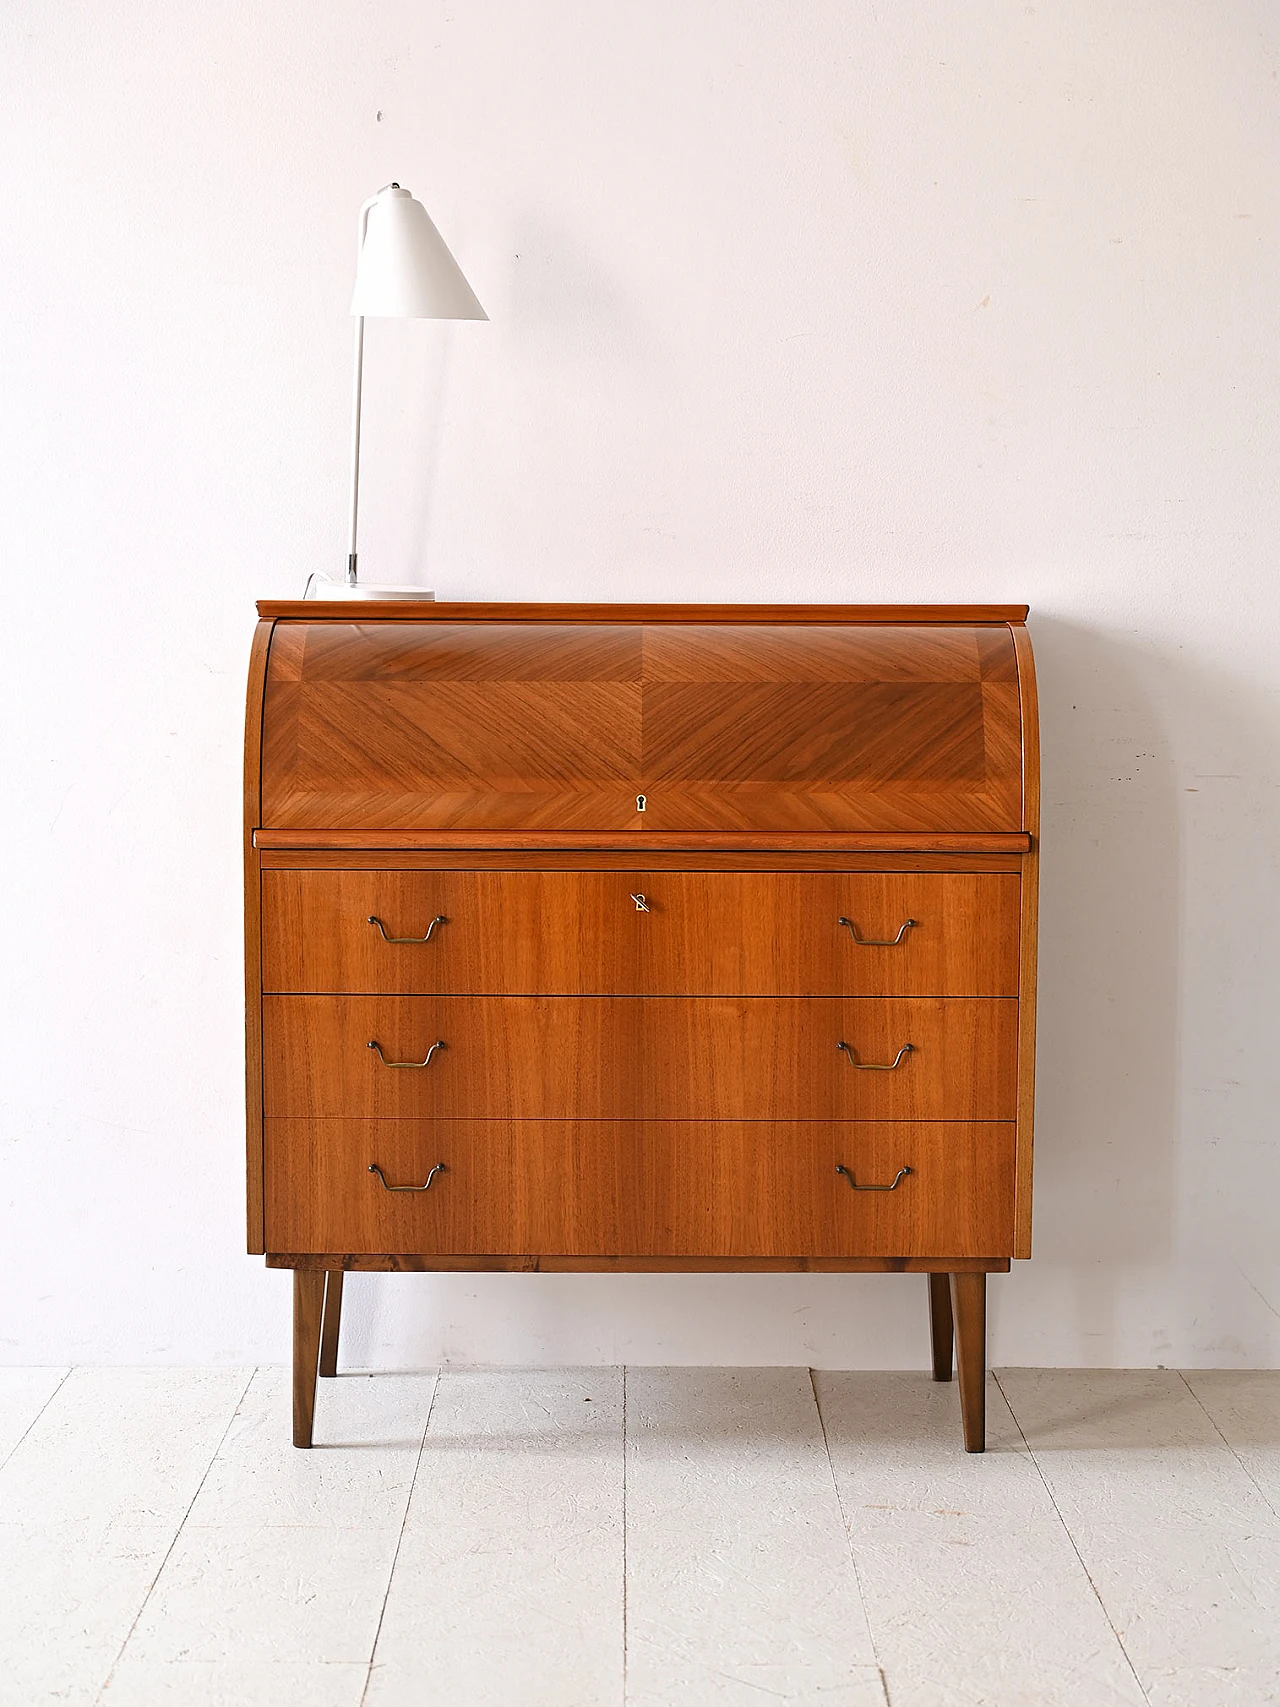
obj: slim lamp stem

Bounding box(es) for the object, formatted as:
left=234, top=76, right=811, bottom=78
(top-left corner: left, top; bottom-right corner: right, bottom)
left=346, top=193, right=378, bottom=586
left=347, top=313, right=364, bottom=585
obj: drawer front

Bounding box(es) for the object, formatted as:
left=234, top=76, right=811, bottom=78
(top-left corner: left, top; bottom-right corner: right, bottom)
left=263, top=996, right=1017, bottom=1121
left=265, top=1119, right=623, bottom=1255
left=261, top=871, right=1019, bottom=996
left=265, top=995, right=632, bottom=1122
left=262, top=871, right=632, bottom=997
left=634, top=1121, right=1016, bottom=1257
left=263, top=1119, right=1014, bottom=1258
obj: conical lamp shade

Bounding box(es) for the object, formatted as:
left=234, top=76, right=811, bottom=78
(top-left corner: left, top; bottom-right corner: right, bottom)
left=350, top=184, right=486, bottom=320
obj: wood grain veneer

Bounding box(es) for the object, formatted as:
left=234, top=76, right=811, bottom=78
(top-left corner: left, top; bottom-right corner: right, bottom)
left=1010, top=620, right=1040, bottom=1259
left=264, top=1119, right=1014, bottom=1257
left=259, top=622, right=1024, bottom=835
left=244, top=618, right=274, bottom=1255
left=267, top=1253, right=1011, bottom=1273
left=254, top=830, right=1033, bottom=852
left=246, top=602, right=1039, bottom=1451
left=262, top=995, right=1017, bottom=1122
left=262, top=871, right=1020, bottom=997
left=258, top=601, right=1030, bottom=624
left=630, top=1120, right=1015, bottom=1258
left=259, top=851, right=1027, bottom=873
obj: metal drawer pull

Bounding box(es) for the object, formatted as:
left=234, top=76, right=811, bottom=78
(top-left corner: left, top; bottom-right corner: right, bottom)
left=838, top=916, right=917, bottom=946
left=837, top=1040, right=914, bottom=1070
left=367, top=914, right=447, bottom=943
left=367, top=1039, right=446, bottom=1068
left=836, top=1164, right=912, bottom=1192
left=369, top=1162, right=446, bottom=1192
left=630, top=893, right=650, bottom=912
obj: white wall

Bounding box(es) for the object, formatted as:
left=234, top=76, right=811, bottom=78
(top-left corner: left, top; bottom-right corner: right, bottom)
left=2, top=0, right=1278, bottom=1370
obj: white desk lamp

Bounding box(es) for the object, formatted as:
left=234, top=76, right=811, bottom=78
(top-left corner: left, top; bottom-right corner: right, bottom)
left=306, top=182, right=487, bottom=600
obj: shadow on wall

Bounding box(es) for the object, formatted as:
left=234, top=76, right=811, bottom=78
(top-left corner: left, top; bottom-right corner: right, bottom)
left=1020, top=613, right=1280, bottom=1366
left=335, top=613, right=1278, bottom=1370
left=1029, top=615, right=1181, bottom=1357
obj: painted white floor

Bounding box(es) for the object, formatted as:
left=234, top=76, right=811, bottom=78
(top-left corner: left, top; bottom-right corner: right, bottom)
left=1, top=1368, right=1278, bottom=1705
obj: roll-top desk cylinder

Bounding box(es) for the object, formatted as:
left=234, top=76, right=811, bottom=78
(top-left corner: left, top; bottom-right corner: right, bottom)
left=245, top=602, right=1039, bottom=1450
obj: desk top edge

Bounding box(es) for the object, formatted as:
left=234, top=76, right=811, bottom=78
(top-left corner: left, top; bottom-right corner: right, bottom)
left=256, top=600, right=1031, bottom=624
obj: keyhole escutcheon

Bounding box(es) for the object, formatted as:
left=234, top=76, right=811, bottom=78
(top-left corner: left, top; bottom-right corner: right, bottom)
left=630, top=893, right=650, bottom=912
left=636, top=794, right=646, bottom=812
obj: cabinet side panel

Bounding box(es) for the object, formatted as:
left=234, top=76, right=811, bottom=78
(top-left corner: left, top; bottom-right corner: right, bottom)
left=244, top=618, right=275, bottom=1254
left=1010, top=622, right=1040, bottom=1258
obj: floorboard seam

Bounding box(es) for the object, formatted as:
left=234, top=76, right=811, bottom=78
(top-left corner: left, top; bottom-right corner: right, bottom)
left=0, top=1366, right=72, bottom=1476
left=92, top=1363, right=257, bottom=1706
left=807, top=1369, right=890, bottom=1707
left=1177, top=1369, right=1280, bottom=1523
left=991, top=1370, right=1152, bottom=1707
left=359, top=1366, right=440, bottom=1707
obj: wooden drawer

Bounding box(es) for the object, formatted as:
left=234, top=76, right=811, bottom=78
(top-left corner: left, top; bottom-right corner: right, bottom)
left=262, top=995, right=1018, bottom=1121
left=263, top=1119, right=1015, bottom=1257
left=261, top=871, right=1019, bottom=996
left=264, top=1118, right=622, bottom=1255
left=262, top=871, right=632, bottom=995
left=635, top=1121, right=1016, bottom=1257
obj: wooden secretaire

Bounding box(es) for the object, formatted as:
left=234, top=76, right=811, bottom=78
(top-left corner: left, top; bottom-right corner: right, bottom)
left=245, top=601, right=1038, bottom=1451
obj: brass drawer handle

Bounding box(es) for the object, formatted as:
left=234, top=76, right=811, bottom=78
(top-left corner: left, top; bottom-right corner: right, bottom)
left=369, top=1162, right=446, bottom=1192
left=838, top=916, right=917, bottom=946
left=367, top=1038, right=446, bottom=1068
left=837, top=1040, right=914, bottom=1070
left=836, top=1164, right=912, bottom=1192
left=368, top=914, right=447, bottom=943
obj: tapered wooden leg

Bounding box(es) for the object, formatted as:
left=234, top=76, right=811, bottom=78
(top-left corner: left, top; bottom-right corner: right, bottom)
left=292, top=1269, right=325, bottom=1448
left=950, top=1271, right=986, bottom=1452
left=318, top=1270, right=344, bottom=1378
left=928, top=1273, right=954, bottom=1382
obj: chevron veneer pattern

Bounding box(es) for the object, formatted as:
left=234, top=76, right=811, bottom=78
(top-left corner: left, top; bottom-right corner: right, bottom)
left=260, top=623, right=1023, bottom=833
